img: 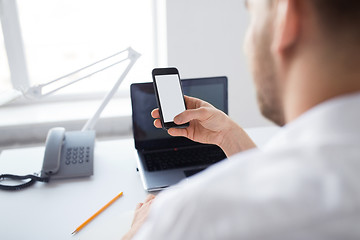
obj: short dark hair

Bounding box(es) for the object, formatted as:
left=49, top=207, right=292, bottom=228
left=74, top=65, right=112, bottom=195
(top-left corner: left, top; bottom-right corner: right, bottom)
left=312, top=0, right=360, bottom=40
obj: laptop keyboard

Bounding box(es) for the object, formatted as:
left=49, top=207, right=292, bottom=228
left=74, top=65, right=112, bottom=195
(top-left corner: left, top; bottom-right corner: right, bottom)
left=144, top=146, right=226, bottom=172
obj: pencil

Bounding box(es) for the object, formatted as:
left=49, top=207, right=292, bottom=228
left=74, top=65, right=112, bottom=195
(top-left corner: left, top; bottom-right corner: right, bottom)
left=71, top=192, right=123, bottom=235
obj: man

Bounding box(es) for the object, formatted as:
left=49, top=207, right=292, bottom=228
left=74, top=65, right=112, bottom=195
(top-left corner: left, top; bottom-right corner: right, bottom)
left=123, top=0, right=360, bottom=239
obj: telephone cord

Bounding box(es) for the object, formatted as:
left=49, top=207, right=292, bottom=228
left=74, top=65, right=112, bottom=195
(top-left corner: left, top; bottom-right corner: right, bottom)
left=0, top=174, right=49, bottom=191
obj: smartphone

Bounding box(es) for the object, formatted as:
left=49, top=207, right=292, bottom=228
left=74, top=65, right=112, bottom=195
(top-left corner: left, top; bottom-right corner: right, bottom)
left=152, top=67, right=189, bottom=130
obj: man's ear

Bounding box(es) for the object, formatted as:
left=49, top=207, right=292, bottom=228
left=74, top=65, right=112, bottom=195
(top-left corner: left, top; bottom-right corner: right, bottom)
left=272, top=0, right=301, bottom=56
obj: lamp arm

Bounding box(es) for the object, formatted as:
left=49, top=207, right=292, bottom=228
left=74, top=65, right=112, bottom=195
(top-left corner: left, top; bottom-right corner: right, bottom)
left=35, top=58, right=128, bottom=98
left=42, top=48, right=129, bottom=87
left=24, top=48, right=131, bottom=99
left=81, top=47, right=140, bottom=131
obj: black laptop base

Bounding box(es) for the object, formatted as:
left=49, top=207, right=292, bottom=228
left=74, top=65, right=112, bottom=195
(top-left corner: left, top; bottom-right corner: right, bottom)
left=141, top=145, right=226, bottom=172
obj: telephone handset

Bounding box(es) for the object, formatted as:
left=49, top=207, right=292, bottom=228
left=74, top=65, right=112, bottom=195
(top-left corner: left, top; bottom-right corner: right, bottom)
left=40, top=127, right=95, bottom=179
left=41, top=127, right=64, bottom=175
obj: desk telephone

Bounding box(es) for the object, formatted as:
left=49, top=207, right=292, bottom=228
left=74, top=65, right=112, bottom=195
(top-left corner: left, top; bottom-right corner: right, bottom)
left=0, top=127, right=95, bottom=191
left=41, top=127, right=95, bottom=179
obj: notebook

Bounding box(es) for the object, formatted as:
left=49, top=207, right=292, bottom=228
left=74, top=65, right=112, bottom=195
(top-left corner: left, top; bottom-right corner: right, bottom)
left=130, top=76, right=228, bottom=191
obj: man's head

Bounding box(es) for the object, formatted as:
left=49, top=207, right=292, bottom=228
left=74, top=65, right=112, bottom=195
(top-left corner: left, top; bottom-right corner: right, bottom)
left=244, top=0, right=360, bottom=126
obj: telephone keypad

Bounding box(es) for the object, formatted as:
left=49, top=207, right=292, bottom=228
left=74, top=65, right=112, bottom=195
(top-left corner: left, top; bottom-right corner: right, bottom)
left=64, top=146, right=90, bottom=166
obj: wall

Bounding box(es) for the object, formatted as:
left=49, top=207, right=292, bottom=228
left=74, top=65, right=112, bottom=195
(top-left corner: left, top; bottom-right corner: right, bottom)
left=166, top=0, right=273, bottom=127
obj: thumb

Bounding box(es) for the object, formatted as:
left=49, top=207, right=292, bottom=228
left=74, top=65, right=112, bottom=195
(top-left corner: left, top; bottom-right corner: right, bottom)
left=174, top=107, right=209, bottom=124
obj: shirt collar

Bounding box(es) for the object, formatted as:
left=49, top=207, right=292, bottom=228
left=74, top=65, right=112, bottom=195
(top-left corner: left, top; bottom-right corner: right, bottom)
left=263, top=92, right=360, bottom=150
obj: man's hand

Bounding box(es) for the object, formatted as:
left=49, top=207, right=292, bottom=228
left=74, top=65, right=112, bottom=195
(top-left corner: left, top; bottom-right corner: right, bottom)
left=122, top=194, right=156, bottom=240
left=151, top=96, right=256, bottom=156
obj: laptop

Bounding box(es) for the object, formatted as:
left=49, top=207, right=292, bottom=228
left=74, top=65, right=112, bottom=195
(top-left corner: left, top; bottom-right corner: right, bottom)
left=130, top=76, right=228, bottom=191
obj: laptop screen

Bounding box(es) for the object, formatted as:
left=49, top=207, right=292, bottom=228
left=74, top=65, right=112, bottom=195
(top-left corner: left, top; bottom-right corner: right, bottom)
left=130, top=76, right=228, bottom=150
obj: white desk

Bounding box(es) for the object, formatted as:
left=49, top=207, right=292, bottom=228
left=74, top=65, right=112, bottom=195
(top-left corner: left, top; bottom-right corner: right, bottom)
left=0, top=127, right=279, bottom=240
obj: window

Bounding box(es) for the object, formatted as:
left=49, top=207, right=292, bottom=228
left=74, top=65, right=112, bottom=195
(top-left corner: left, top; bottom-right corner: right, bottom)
left=0, top=23, right=12, bottom=93
left=3, top=0, right=155, bottom=98
left=0, top=0, right=167, bottom=148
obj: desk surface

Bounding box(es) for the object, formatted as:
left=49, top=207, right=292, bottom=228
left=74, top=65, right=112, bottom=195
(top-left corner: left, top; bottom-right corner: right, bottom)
left=0, top=127, right=279, bottom=240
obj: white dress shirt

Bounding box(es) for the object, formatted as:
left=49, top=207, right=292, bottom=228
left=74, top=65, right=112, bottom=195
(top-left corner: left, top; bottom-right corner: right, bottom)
left=133, top=93, right=360, bottom=240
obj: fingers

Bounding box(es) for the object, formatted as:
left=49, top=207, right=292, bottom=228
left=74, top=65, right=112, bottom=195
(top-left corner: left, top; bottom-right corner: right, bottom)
left=136, top=194, right=155, bottom=210
left=152, top=109, right=162, bottom=129
left=144, top=194, right=156, bottom=203
left=135, top=194, right=156, bottom=211
left=153, top=119, right=162, bottom=128
left=135, top=203, right=143, bottom=210
left=151, top=108, right=162, bottom=128
left=151, top=108, right=160, bottom=118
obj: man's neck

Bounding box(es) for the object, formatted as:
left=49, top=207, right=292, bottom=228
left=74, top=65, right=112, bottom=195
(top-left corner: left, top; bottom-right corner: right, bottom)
left=282, top=50, right=360, bottom=124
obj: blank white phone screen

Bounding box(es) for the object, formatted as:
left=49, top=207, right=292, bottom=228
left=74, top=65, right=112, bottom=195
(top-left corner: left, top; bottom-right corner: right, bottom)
left=155, top=74, right=186, bottom=123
